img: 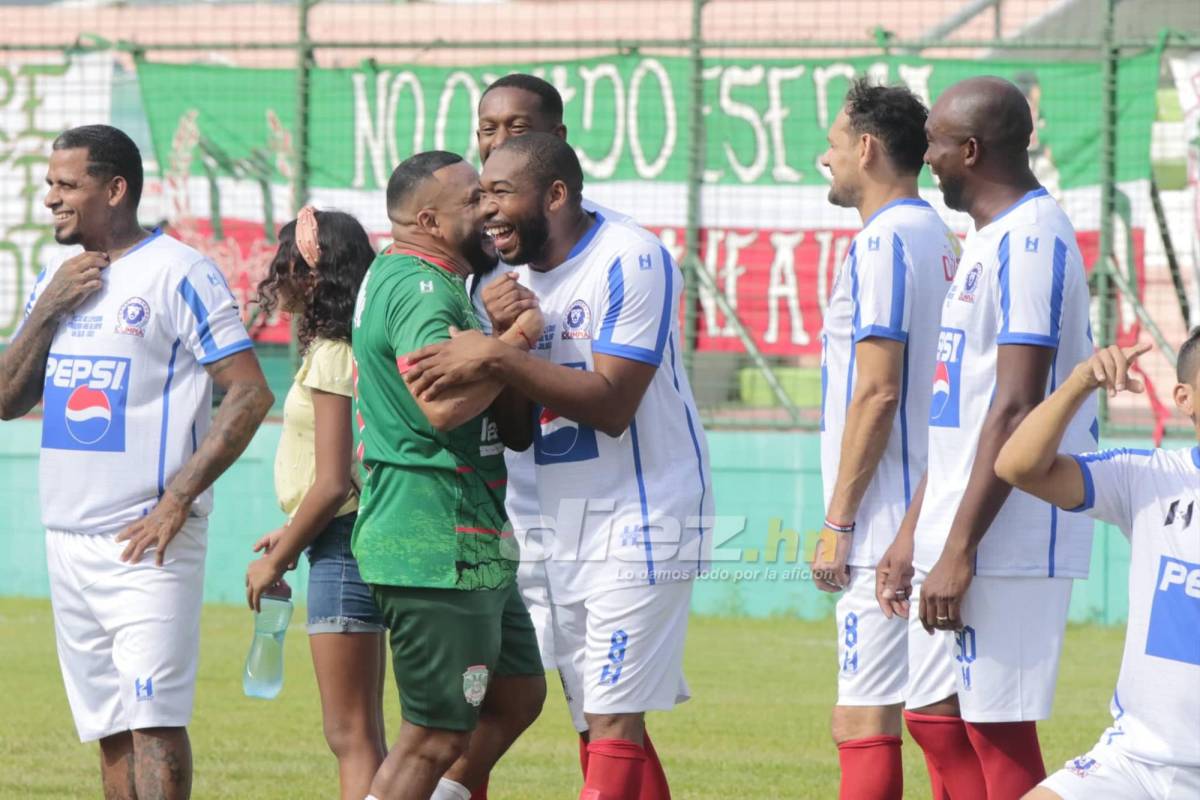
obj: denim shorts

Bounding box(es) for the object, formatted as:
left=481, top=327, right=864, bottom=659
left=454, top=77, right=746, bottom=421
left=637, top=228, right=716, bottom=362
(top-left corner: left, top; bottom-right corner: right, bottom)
left=305, top=513, right=387, bottom=635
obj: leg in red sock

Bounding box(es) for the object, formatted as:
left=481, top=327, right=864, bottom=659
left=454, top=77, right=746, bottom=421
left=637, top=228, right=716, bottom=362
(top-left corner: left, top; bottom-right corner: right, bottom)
left=964, top=721, right=1046, bottom=800
left=836, top=736, right=903, bottom=800
left=469, top=776, right=488, bottom=800
left=580, top=739, right=646, bottom=800
left=638, top=731, right=670, bottom=800
left=904, top=710, right=987, bottom=799
left=579, top=734, right=591, bottom=778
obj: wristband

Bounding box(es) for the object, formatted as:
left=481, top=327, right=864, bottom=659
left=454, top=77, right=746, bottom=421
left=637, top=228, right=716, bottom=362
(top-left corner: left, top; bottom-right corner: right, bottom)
left=824, top=518, right=855, bottom=534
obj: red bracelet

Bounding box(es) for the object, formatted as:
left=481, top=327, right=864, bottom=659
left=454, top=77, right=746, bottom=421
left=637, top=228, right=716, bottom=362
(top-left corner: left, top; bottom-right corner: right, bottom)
left=824, top=518, right=855, bottom=534
left=516, top=325, right=535, bottom=349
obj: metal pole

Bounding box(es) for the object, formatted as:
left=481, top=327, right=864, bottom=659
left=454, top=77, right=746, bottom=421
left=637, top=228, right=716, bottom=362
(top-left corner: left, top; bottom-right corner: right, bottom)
left=1150, top=176, right=1191, bottom=326
left=1095, top=0, right=1117, bottom=426
left=290, top=0, right=315, bottom=372
left=682, top=0, right=705, bottom=374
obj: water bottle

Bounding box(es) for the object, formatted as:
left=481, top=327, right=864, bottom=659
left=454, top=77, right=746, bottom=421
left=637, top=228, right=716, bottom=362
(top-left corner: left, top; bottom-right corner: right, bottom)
left=243, top=584, right=293, bottom=699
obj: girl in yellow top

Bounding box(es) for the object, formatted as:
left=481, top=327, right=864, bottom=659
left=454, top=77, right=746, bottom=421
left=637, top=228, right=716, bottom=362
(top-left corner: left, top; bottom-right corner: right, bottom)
left=245, top=208, right=384, bottom=799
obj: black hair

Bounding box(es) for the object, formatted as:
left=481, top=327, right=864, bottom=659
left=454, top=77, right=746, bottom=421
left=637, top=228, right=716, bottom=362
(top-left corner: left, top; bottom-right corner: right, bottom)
left=481, top=74, right=564, bottom=122
left=52, top=124, right=144, bottom=207
left=1179, top=326, right=1200, bottom=384
left=843, top=78, right=929, bottom=176
left=256, top=210, right=374, bottom=352
left=386, top=150, right=464, bottom=217
left=494, top=132, right=583, bottom=206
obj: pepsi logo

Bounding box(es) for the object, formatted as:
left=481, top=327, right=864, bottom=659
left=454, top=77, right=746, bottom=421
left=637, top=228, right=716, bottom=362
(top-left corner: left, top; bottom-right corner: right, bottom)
left=930, top=360, right=952, bottom=420
left=64, top=386, right=113, bottom=444
left=538, top=407, right=580, bottom=457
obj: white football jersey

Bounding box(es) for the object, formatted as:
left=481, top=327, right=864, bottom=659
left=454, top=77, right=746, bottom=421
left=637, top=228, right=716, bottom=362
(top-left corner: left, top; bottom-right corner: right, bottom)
left=495, top=211, right=714, bottom=604
left=466, top=199, right=632, bottom=564
left=915, top=188, right=1097, bottom=577
left=20, top=232, right=253, bottom=533
left=1070, top=445, right=1200, bottom=767
left=820, top=198, right=959, bottom=567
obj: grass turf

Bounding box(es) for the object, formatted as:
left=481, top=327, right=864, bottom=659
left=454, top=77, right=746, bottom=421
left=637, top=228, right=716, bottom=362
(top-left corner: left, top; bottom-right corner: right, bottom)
left=0, top=597, right=1121, bottom=798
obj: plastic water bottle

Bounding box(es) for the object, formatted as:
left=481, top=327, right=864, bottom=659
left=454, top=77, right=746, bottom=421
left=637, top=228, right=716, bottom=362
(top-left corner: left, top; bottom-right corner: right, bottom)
left=243, top=589, right=293, bottom=699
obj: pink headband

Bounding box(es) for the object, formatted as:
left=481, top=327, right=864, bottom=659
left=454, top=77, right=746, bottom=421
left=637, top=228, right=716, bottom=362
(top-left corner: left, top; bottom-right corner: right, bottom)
left=295, top=206, right=322, bottom=270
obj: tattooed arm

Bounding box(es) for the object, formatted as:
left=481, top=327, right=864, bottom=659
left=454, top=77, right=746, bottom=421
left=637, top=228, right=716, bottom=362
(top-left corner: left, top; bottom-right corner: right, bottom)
left=116, top=349, right=274, bottom=564
left=0, top=251, right=110, bottom=419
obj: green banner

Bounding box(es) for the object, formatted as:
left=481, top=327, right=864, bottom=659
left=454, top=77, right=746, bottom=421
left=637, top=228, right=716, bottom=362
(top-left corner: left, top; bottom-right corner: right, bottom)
left=137, top=50, right=1160, bottom=193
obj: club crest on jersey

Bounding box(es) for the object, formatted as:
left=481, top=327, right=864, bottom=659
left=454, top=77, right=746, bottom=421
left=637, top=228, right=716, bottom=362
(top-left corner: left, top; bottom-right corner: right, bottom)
left=115, top=296, right=151, bottom=337
left=561, top=300, right=592, bottom=340
left=958, top=263, right=983, bottom=303
left=462, top=665, right=488, bottom=707
left=42, top=355, right=130, bottom=452
left=1067, top=756, right=1099, bottom=777
left=930, top=328, right=964, bottom=428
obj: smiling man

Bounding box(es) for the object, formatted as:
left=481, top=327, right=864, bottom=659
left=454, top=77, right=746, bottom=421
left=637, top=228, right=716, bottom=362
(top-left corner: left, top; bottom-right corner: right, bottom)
left=403, top=132, right=713, bottom=800
left=878, top=77, right=1097, bottom=799
left=0, top=124, right=273, bottom=799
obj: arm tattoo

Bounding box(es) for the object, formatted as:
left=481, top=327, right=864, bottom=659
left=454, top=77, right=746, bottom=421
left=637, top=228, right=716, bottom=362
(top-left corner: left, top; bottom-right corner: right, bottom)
left=0, top=306, right=59, bottom=420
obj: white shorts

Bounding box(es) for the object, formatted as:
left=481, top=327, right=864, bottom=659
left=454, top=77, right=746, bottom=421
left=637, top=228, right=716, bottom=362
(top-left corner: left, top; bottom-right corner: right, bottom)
left=904, top=569, right=959, bottom=710
left=836, top=567, right=908, bottom=706
left=516, top=526, right=557, bottom=671
left=552, top=580, right=692, bottom=733
left=1040, top=734, right=1200, bottom=800
left=905, top=572, right=1071, bottom=720
left=46, top=521, right=207, bottom=742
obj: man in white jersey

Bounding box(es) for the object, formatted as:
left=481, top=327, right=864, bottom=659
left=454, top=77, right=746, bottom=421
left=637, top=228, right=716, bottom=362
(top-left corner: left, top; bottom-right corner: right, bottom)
left=996, top=332, right=1200, bottom=800
left=0, top=125, right=273, bottom=799
left=812, top=79, right=958, bottom=800
left=876, top=77, right=1098, bottom=799
left=404, top=132, right=713, bottom=800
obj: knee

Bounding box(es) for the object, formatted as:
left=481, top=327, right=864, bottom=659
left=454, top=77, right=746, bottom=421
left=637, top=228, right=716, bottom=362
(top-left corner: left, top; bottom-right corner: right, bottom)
left=517, top=676, right=547, bottom=729
left=585, top=712, right=644, bottom=743
left=409, top=729, right=472, bottom=773
left=322, top=716, right=377, bottom=759
left=831, top=705, right=903, bottom=743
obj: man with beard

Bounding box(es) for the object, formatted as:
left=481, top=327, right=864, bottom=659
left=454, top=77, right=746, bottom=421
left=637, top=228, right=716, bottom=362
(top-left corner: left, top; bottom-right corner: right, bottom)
left=351, top=150, right=546, bottom=800
left=876, top=76, right=1096, bottom=799
left=0, top=124, right=274, bottom=799
left=469, top=75, right=682, bottom=799
left=813, top=79, right=959, bottom=800
left=402, top=133, right=713, bottom=800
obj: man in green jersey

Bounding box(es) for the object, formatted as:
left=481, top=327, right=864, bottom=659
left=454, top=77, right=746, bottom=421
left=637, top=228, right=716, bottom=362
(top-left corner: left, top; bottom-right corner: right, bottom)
left=352, top=150, right=545, bottom=800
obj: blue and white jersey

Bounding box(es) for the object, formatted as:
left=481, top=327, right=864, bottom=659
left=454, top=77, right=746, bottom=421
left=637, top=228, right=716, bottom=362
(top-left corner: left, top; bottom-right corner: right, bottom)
left=21, top=232, right=253, bottom=533
left=1069, top=445, right=1200, bottom=767
left=467, top=199, right=631, bottom=543
left=506, top=212, right=714, bottom=604
left=820, top=198, right=959, bottom=568
left=915, top=188, right=1097, bottom=577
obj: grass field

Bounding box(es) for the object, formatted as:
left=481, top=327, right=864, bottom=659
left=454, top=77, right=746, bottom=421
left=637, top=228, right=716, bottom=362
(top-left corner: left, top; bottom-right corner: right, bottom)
left=0, top=597, right=1123, bottom=799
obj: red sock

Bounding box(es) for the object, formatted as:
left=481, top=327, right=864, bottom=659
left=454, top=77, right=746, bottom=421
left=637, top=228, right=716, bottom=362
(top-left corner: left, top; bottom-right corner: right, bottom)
left=964, top=721, right=1046, bottom=800
left=469, top=777, right=488, bottom=800
left=836, top=736, right=902, bottom=800
left=639, top=731, right=671, bottom=800
left=904, top=711, right=987, bottom=799
left=579, top=735, right=590, bottom=778
left=580, top=739, right=646, bottom=800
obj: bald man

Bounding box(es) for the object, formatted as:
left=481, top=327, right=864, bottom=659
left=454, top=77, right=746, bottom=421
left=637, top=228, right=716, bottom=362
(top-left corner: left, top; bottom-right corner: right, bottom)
left=351, top=150, right=547, bottom=800
left=875, top=77, right=1097, bottom=799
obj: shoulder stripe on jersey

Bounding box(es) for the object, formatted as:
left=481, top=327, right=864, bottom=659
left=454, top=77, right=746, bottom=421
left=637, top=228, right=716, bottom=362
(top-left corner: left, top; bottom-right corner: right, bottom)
left=1067, top=447, right=1155, bottom=513
left=864, top=196, right=932, bottom=226
left=1048, top=237, right=1067, bottom=343
left=991, top=187, right=1050, bottom=226
left=889, top=233, right=907, bottom=332
left=899, top=343, right=912, bottom=506
left=1191, top=446, right=1199, bottom=469
left=178, top=277, right=218, bottom=356
left=845, top=244, right=859, bottom=411
left=158, top=339, right=182, bottom=498
left=668, top=332, right=708, bottom=570
left=598, top=257, right=624, bottom=345
left=628, top=419, right=657, bottom=585
left=594, top=247, right=673, bottom=367
left=567, top=212, right=605, bottom=260
left=998, top=232, right=1058, bottom=348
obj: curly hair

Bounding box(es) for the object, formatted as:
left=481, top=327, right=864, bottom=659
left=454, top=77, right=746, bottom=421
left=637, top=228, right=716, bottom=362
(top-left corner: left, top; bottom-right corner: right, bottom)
left=256, top=210, right=374, bottom=352
left=844, top=78, right=929, bottom=177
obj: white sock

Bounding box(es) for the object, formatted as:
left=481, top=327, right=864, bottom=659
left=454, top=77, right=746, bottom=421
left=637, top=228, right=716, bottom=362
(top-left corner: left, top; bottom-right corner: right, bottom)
left=364, top=796, right=381, bottom=800
left=430, top=778, right=472, bottom=800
